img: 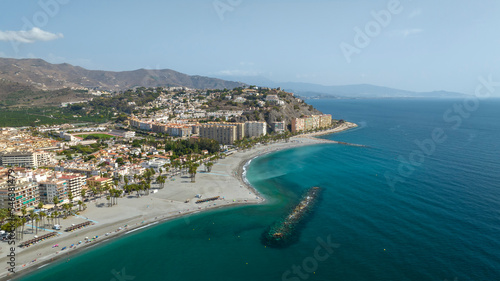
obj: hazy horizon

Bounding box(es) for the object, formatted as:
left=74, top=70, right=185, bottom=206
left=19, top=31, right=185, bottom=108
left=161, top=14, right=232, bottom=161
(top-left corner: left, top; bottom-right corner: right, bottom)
left=1, top=0, right=499, bottom=95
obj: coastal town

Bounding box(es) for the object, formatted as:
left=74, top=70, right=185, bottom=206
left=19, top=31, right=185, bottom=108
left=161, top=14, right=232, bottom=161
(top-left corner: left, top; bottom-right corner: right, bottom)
left=0, top=85, right=356, bottom=278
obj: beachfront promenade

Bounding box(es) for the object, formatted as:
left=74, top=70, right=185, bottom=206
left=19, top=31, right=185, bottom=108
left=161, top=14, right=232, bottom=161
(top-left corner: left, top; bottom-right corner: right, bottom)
left=0, top=122, right=359, bottom=279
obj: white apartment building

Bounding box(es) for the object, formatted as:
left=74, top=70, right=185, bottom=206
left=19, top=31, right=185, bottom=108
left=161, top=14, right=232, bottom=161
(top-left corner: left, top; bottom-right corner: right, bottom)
left=0, top=151, right=53, bottom=168
left=245, top=121, right=267, bottom=138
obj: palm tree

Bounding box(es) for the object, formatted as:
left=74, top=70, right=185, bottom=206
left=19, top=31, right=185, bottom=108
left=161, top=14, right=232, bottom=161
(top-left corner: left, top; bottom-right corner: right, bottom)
left=34, top=214, right=40, bottom=235
left=53, top=196, right=59, bottom=211
left=68, top=191, right=74, bottom=204
left=20, top=206, right=27, bottom=236
left=134, top=184, right=141, bottom=197
left=156, top=175, right=166, bottom=189
left=81, top=189, right=86, bottom=201
left=78, top=200, right=83, bottom=211
left=20, top=217, right=27, bottom=240
left=52, top=211, right=60, bottom=225
left=205, top=162, right=214, bottom=172
left=91, top=187, right=98, bottom=200
left=14, top=217, right=23, bottom=241
left=116, top=190, right=122, bottom=205
left=29, top=209, right=35, bottom=233
left=188, top=163, right=199, bottom=183
left=37, top=202, right=44, bottom=210
left=103, top=182, right=111, bottom=198
left=47, top=212, right=53, bottom=227
left=62, top=204, right=70, bottom=218
left=106, top=195, right=111, bottom=207
left=40, top=211, right=46, bottom=231
left=0, top=209, right=8, bottom=226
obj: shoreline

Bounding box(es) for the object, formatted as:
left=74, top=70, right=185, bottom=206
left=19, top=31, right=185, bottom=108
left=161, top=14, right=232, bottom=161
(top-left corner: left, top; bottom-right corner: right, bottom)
left=1, top=122, right=359, bottom=280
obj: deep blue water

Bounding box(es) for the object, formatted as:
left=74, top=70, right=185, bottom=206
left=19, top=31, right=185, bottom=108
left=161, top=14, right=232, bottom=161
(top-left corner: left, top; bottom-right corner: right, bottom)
left=18, top=99, right=500, bottom=281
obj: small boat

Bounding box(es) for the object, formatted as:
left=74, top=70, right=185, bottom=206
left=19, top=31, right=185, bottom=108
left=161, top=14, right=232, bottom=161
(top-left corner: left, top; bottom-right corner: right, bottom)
left=61, top=247, right=67, bottom=250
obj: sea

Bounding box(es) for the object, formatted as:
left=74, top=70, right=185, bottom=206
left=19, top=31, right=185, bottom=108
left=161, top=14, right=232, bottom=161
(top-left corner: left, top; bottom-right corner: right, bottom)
left=17, top=98, right=500, bottom=281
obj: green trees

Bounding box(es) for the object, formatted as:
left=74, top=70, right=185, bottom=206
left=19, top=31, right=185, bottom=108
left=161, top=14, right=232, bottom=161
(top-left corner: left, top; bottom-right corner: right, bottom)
left=0, top=208, right=9, bottom=226
left=29, top=209, right=35, bottom=233
left=188, top=163, right=200, bottom=183
left=39, top=211, right=46, bottom=231
left=20, top=206, right=27, bottom=236
left=156, top=175, right=166, bottom=189
left=68, top=191, right=74, bottom=204
left=53, top=196, right=60, bottom=210
left=34, top=214, right=39, bottom=235
left=107, top=189, right=123, bottom=206
left=205, top=162, right=214, bottom=172
left=164, top=138, right=220, bottom=156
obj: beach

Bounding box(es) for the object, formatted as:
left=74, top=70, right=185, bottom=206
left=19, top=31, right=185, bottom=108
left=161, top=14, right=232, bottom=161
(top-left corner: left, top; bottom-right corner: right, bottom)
left=0, top=122, right=357, bottom=280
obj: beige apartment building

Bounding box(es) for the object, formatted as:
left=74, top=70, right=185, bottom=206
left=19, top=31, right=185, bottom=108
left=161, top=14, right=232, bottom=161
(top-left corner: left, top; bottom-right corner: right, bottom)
left=57, top=173, right=86, bottom=200
left=0, top=180, right=39, bottom=212
left=198, top=123, right=238, bottom=145
left=291, top=114, right=332, bottom=133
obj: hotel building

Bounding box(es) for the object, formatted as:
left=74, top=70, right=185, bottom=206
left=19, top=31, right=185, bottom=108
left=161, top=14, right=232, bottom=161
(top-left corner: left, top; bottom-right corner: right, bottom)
left=291, top=114, right=332, bottom=133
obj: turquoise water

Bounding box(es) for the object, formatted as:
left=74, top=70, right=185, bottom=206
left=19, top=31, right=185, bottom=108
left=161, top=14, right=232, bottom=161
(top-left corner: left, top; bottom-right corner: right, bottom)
left=18, top=99, right=500, bottom=281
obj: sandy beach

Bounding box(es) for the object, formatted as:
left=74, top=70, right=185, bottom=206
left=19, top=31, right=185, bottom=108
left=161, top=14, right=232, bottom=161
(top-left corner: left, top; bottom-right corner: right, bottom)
left=0, top=122, right=357, bottom=280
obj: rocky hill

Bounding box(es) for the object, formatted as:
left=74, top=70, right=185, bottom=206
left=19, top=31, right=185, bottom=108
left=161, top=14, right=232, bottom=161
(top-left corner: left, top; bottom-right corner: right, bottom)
left=204, top=90, right=323, bottom=130
left=0, top=58, right=245, bottom=93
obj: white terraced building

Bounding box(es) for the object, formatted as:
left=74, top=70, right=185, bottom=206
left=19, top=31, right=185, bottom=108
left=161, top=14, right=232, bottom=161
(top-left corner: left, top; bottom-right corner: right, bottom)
left=0, top=151, right=53, bottom=168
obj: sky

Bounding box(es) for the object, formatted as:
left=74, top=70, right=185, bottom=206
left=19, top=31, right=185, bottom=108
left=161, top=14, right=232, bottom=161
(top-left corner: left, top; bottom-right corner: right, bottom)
left=0, top=0, right=499, bottom=94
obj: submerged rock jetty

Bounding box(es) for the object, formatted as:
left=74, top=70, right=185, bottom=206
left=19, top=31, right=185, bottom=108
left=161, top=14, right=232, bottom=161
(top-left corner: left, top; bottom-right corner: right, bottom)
left=261, top=187, right=322, bottom=248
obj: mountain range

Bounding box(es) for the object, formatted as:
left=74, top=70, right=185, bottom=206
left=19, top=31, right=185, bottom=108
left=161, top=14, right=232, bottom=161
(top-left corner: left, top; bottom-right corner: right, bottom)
left=216, top=75, right=469, bottom=99
left=0, top=57, right=468, bottom=101
left=0, top=58, right=245, bottom=93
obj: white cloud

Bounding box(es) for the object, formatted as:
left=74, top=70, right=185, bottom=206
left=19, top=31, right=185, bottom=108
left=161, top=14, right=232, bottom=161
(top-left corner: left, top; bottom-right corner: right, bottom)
left=0, top=27, right=63, bottom=43
left=390, top=28, right=423, bottom=38
left=408, top=9, right=422, bottom=19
